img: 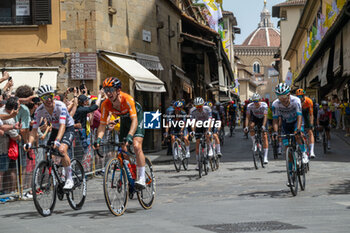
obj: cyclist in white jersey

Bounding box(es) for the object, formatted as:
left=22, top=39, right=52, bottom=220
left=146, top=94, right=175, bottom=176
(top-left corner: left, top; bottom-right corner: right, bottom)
left=189, top=97, right=213, bottom=170
left=24, top=85, right=76, bottom=189
left=244, top=93, right=269, bottom=164
left=272, top=83, right=309, bottom=166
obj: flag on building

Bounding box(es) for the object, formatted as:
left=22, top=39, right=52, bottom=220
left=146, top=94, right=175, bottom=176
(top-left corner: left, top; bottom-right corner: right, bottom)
left=337, top=0, right=346, bottom=10
left=326, top=2, right=337, bottom=28
left=203, top=0, right=223, bottom=32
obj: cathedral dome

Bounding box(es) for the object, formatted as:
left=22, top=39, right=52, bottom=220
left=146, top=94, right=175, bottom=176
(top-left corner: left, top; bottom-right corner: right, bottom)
left=241, top=0, right=280, bottom=47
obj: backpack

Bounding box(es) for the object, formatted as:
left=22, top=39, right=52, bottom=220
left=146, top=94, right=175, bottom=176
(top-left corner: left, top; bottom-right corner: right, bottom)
left=345, top=104, right=350, bottom=115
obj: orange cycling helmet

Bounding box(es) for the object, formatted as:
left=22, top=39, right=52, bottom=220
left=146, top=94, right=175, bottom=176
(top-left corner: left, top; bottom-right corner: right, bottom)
left=296, top=88, right=305, bottom=96
left=103, top=77, right=122, bottom=89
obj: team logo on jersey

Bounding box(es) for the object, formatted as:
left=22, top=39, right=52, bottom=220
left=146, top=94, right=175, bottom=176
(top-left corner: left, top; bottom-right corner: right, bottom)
left=144, top=110, right=161, bottom=129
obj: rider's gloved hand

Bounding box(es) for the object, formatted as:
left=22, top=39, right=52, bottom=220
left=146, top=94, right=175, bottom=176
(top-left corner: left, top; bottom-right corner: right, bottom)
left=23, top=143, right=32, bottom=152
left=190, top=131, right=195, bottom=137
left=244, top=127, right=249, bottom=133
left=206, top=131, right=212, bottom=136
left=54, top=140, right=61, bottom=148
left=163, top=132, right=169, bottom=137
left=261, top=126, right=266, bottom=131
left=126, top=134, right=133, bottom=145
left=94, top=137, right=102, bottom=149
left=272, top=131, right=278, bottom=139
left=295, top=129, right=302, bottom=135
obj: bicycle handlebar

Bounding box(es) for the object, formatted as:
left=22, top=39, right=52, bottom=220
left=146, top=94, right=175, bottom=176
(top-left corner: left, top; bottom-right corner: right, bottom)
left=94, top=142, right=134, bottom=158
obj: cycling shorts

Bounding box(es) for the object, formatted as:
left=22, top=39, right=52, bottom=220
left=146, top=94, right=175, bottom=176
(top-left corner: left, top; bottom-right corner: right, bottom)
left=48, top=126, right=75, bottom=149
left=281, top=121, right=304, bottom=135
left=195, top=127, right=207, bottom=140
left=319, top=121, right=330, bottom=132
left=120, top=106, right=145, bottom=141
left=251, top=115, right=264, bottom=128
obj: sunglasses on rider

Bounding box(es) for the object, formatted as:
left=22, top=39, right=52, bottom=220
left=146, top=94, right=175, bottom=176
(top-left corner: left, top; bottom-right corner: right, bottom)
left=253, top=100, right=259, bottom=103
left=103, top=87, right=116, bottom=93
left=195, top=105, right=203, bottom=109
left=41, top=93, right=54, bottom=101
left=278, top=94, right=289, bottom=100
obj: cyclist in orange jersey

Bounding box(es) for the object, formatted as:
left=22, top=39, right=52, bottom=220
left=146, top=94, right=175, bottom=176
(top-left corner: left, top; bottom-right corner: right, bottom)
left=296, top=89, right=315, bottom=158
left=95, top=77, right=146, bottom=189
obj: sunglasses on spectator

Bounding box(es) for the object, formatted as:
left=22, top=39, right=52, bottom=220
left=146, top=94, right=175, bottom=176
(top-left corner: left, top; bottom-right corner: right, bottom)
left=104, top=87, right=116, bottom=93
left=41, top=93, right=54, bottom=101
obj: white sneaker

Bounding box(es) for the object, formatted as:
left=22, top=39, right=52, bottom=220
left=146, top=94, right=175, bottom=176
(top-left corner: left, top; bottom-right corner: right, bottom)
left=277, top=148, right=282, bottom=155
left=195, top=163, right=199, bottom=171
left=263, top=155, right=268, bottom=164
left=135, top=177, right=146, bottom=190
left=327, top=142, right=331, bottom=150
left=185, top=151, right=190, bottom=158
left=208, top=147, right=213, bottom=157
left=310, top=153, right=316, bottom=159
left=63, top=179, right=74, bottom=190
left=252, top=145, right=257, bottom=152
left=302, top=153, right=309, bottom=164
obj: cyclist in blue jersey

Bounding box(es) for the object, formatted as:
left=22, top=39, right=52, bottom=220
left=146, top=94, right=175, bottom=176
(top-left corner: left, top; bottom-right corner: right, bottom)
left=272, top=83, right=309, bottom=167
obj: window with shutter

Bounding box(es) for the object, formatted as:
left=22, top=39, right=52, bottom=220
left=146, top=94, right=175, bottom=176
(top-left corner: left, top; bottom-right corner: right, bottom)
left=32, top=0, right=51, bottom=25
left=0, top=0, right=51, bottom=25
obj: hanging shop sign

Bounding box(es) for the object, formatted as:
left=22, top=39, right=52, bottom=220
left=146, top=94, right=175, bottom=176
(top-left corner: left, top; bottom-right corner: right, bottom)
left=70, top=53, right=97, bottom=80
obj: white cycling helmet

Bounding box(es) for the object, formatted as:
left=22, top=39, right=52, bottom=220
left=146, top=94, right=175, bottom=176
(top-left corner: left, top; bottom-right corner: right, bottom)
left=193, top=97, right=204, bottom=106
left=37, top=84, right=54, bottom=97
left=251, top=93, right=261, bottom=101
left=275, top=83, right=290, bottom=96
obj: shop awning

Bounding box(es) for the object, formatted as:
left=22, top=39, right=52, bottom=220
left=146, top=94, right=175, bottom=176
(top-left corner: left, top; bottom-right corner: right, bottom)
left=102, top=54, right=166, bottom=93
left=0, top=69, right=58, bottom=91
left=333, top=32, right=342, bottom=76
left=133, top=52, right=164, bottom=71
left=319, top=49, right=330, bottom=87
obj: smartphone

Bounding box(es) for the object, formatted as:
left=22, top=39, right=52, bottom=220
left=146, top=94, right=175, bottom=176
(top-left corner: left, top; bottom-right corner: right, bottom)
left=8, top=76, right=12, bottom=81
left=99, top=85, right=103, bottom=90
left=69, top=87, right=75, bottom=92
left=80, top=84, right=85, bottom=90
left=13, top=102, right=18, bottom=110
left=32, top=97, right=40, bottom=103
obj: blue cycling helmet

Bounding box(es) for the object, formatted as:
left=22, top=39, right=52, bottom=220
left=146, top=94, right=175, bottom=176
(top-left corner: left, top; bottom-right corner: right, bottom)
left=174, top=101, right=183, bottom=108
left=275, top=83, right=290, bottom=96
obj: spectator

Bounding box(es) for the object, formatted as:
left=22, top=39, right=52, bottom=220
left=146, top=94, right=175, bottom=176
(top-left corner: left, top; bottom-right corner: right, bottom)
left=37, top=118, right=52, bottom=162
left=340, top=99, right=350, bottom=137
left=14, top=85, right=33, bottom=198
left=73, top=90, right=102, bottom=151
left=0, top=97, right=21, bottom=200
left=332, top=95, right=341, bottom=129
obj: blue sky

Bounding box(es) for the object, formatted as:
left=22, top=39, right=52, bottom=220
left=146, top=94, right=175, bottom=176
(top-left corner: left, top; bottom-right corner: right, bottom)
left=198, top=0, right=283, bottom=44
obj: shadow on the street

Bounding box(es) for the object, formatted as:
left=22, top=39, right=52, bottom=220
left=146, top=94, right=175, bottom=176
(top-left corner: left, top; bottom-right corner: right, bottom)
left=63, top=209, right=112, bottom=219
left=154, top=169, right=176, bottom=173
left=1, top=211, right=42, bottom=219
left=328, top=180, right=350, bottom=195
left=170, top=174, right=199, bottom=181
left=157, top=182, right=183, bottom=187
left=238, top=190, right=291, bottom=198
left=1, top=209, right=67, bottom=219
left=268, top=170, right=285, bottom=174
left=227, top=167, right=255, bottom=171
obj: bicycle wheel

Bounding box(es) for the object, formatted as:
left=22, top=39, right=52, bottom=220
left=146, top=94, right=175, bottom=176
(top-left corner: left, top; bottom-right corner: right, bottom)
left=198, top=143, right=203, bottom=178
left=273, top=139, right=278, bottom=159
left=173, top=141, right=182, bottom=172
left=259, top=147, right=265, bottom=168
left=103, top=158, right=128, bottom=216
left=182, top=145, right=189, bottom=170
left=323, top=132, right=327, bottom=154
left=286, top=148, right=298, bottom=196
left=298, top=153, right=306, bottom=191
left=137, top=157, right=156, bottom=209
left=252, top=143, right=259, bottom=169
left=32, top=160, right=57, bottom=217
left=67, top=159, right=87, bottom=210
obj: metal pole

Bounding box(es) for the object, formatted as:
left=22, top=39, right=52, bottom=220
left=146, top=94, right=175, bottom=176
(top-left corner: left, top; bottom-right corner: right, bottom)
left=38, top=72, right=43, bottom=88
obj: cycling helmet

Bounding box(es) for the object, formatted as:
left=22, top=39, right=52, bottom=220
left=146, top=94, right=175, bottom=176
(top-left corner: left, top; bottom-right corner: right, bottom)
left=174, top=100, right=183, bottom=108
left=204, top=101, right=213, bottom=107
left=193, top=97, right=204, bottom=106
left=103, top=77, right=122, bottom=89
left=275, top=83, right=290, bottom=95
left=251, top=93, right=261, bottom=101
left=321, top=100, right=328, bottom=106
left=37, top=84, right=54, bottom=97
left=296, top=88, right=305, bottom=96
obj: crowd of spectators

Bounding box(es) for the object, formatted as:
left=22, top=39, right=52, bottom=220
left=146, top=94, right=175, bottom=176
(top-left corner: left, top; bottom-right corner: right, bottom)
left=0, top=71, right=117, bottom=203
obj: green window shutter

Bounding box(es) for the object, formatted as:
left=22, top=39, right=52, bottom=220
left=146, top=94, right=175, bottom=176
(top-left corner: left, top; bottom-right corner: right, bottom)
left=32, top=0, right=51, bottom=25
